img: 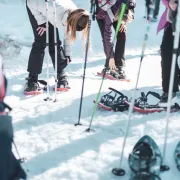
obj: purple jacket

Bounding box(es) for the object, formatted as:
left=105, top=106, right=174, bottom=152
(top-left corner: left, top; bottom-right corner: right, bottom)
left=96, top=0, right=123, bottom=58
left=157, top=0, right=169, bottom=34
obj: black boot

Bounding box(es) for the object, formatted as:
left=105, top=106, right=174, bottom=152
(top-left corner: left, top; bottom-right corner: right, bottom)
left=110, top=66, right=126, bottom=79
left=56, top=71, right=70, bottom=90
left=24, top=73, right=43, bottom=95
left=158, top=92, right=177, bottom=107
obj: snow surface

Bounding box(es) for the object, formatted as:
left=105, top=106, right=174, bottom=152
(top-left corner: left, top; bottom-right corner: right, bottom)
left=1, top=0, right=180, bottom=180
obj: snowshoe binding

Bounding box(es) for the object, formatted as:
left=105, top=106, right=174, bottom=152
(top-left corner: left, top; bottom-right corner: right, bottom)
left=97, top=68, right=130, bottom=82
left=56, top=73, right=70, bottom=92
left=24, top=74, right=43, bottom=95
left=94, top=87, right=129, bottom=111
left=125, top=91, right=180, bottom=113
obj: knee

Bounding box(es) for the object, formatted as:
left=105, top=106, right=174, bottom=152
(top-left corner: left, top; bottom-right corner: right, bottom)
left=49, top=41, right=61, bottom=53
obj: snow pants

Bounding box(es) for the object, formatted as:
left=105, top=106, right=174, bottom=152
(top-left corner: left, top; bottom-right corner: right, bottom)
left=97, top=19, right=126, bottom=67
left=26, top=4, right=67, bottom=75
left=146, top=0, right=160, bottom=18
left=161, top=24, right=180, bottom=93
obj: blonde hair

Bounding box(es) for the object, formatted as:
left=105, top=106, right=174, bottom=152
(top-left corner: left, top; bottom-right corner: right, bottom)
left=66, top=9, right=89, bottom=42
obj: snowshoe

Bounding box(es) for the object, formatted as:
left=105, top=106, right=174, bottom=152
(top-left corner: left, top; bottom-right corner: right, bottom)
left=110, top=66, right=126, bottom=79
left=97, top=68, right=130, bottom=82
left=130, top=173, right=161, bottom=180
left=128, top=135, right=162, bottom=180
left=24, top=74, right=43, bottom=95
left=24, top=81, right=43, bottom=95
left=124, top=91, right=180, bottom=114
left=94, top=87, right=129, bottom=112
left=56, top=74, right=70, bottom=92
left=174, top=141, right=180, bottom=172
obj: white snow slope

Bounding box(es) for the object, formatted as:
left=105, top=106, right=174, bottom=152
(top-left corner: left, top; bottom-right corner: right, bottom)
left=0, top=0, right=180, bottom=180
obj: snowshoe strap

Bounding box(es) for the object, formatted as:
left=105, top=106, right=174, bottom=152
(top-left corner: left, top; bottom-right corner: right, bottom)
left=135, top=91, right=161, bottom=108
left=0, top=102, right=12, bottom=113
left=99, top=88, right=129, bottom=111
left=146, top=91, right=161, bottom=100
left=109, top=87, right=128, bottom=100
left=38, top=80, right=47, bottom=86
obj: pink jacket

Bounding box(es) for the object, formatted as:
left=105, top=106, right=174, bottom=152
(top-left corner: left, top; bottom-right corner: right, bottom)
left=157, top=0, right=169, bottom=34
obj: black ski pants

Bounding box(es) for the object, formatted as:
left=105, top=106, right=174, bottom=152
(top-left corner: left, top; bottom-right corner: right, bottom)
left=146, top=0, right=160, bottom=18
left=26, top=4, right=67, bottom=75
left=97, top=19, right=126, bottom=67
left=153, top=0, right=160, bottom=18
left=161, top=24, right=179, bottom=93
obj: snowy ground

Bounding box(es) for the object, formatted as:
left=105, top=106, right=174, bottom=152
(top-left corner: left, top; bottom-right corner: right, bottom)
left=1, top=0, right=180, bottom=180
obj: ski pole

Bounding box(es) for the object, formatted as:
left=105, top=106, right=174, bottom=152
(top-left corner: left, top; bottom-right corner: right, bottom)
left=85, top=1, right=128, bottom=132
left=112, top=0, right=155, bottom=176
left=161, top=1, right=180, bottom=172
left=53, top=0, right=58, bottom=102
left=44, top=0, right=51, bottom=101
left=75, top=20, right=92, bottom=126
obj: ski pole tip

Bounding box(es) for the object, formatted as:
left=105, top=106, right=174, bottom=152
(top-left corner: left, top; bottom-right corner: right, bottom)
left=160, top=165, right=170, bottom=172
left=112, top=168, right=126, bottom=176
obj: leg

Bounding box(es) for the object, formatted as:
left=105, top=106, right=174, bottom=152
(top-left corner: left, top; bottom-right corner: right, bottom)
left=26, top=5, right=46, bottom=75
left=113, top=22, right=126, bottom=67
left=25, top=4, right=46, bottom=94
left=153, top=0, right=160, bottom=18
left=161, top=25, right=179, bottom=93
left=48, top=23, right=67, bottom=74
left=96, top=18, right=109, bottom=67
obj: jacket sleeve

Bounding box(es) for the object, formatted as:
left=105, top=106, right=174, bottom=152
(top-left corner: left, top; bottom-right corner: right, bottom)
left=63, top=33, right=71, bottom=57
left=102, top=15, right=115, bottom=59
left=27, top=0, right=46, bottom=25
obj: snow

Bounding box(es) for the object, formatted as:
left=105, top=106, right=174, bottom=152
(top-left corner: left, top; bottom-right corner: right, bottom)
left=0, top=0, right=180, bottom=180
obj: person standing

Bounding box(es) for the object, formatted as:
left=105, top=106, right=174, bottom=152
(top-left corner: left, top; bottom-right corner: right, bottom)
left=157, top=0, right=180, bottom=106
left=25, top=0, right=89, bottom=95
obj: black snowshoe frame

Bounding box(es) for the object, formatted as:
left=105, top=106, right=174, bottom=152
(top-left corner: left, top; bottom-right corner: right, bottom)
left=98, top=88, right=180, bottom=112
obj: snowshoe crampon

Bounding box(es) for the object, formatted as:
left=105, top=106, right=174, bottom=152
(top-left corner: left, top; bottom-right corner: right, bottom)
left=174, top=141, right=180, bottom=172
left=129, top=135, right=162, bottom=179
left=94, top=87, right=129, bottom=112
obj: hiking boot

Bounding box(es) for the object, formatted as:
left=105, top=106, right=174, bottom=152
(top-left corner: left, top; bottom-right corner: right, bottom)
left=101, top=67, right=110, bottom=74
left=56, top=72, right=70, bottom=90
left=158, top=92, right=177, bottom=107
left=151, top=16, right=158, bottom=22
left=24, top=74, right=43, bottom=95
left=110, top=66, right=126, bottom=79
